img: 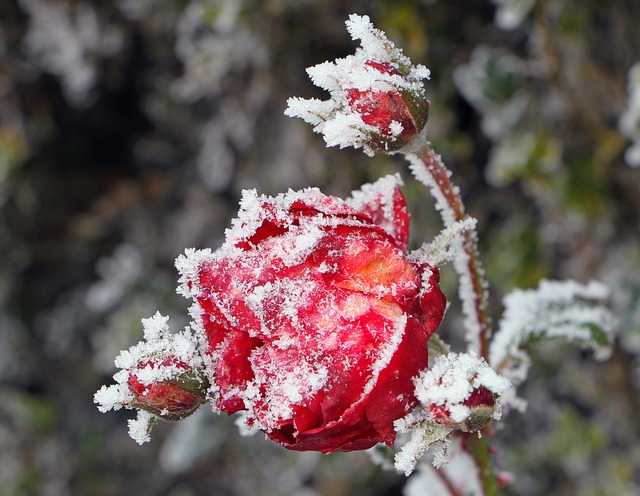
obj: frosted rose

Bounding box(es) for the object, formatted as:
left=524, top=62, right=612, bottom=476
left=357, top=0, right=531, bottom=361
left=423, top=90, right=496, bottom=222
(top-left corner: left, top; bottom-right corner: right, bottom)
left=344, top=60, right=429, bottom=150
left=127, top=357, right=206, bottom=421
left=177, top=174, right=446, bottom=453
left=285, top=14, right=430, bottom=156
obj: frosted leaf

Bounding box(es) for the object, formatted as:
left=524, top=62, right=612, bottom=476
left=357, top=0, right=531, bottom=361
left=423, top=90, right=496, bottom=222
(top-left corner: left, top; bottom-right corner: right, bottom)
left=409, top=217, right=478, bottom=266
left=453, top=46, right=529, bottom=139
left=393, top=409, right=453, bottom=475
left=486, top=131, right=561, bottom=187
left=19, top=0, right=123, bottom=106
left=490, top=279, right=615, bottom=398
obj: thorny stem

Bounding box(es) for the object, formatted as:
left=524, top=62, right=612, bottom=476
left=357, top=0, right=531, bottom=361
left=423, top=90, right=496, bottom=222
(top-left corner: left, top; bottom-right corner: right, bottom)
left=404, top=143, right=492, bottom=361
left=403, top=142, right=497, bottom=495
left=434, top=466, right=463, bottom=496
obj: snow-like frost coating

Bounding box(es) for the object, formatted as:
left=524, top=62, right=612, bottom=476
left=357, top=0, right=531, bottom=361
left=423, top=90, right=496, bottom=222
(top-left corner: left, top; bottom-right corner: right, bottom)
left=619, top=62, right=640, bottom=167
left=415, top=352, right=510, bottom=423
left=490, top=279, right=614, bottom=378
left=172, top=177, right=446, bottom=452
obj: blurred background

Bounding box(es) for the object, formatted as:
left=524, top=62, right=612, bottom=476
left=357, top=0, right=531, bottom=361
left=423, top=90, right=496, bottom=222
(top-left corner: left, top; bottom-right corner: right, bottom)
left=1, top=0, right=640, bottom=494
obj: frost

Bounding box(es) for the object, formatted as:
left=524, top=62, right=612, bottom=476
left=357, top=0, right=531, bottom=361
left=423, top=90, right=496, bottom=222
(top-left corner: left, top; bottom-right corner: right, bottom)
left=285, top=14, right=429, bottom=155
left=414, top=352, right=510, bottom=423
left=490, top=279, right=615, bottom=401
left=486, top=132, right=561, bottom=187
left=393, top=353, right=509, bottom=475
left=128, top=410, right=155, bottom=445
left=394, top=410, right=453, bottom=475
left=171, top=1, right=267, bottom=102
left=403, top=437, right=483, bottom=496
left=619, top=62, right=640, bottom=167
left=85, top=244, right=144, bottom=313
left=347, top=173, right=407, bottom=245
left=19, top=0, right=123, bottom=106
left=410, top=217, right=478, bottom=266
left=453, top=46, right=529, bottom=139
left=406, top=149, right=488, bottom=354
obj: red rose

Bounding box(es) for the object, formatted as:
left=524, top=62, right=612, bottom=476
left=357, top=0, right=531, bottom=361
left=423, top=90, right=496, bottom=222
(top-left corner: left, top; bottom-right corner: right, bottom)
left=177, top=175, right=446, bottom=453
left=345, top=61, right=429, bottom=151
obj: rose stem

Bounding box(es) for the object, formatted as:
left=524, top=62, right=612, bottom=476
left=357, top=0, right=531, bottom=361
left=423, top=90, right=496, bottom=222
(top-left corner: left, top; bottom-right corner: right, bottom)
left=403, top=142, right=491, bottom=361
left=403, top=142, right=498, bottom=495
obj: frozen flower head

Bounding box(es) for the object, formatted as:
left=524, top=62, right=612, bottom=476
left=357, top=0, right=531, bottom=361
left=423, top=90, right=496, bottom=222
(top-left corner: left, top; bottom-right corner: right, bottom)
left=414, top=352, right=510, bottom=432
left=177, top=174, right=446, bottom=453
left=94, top=313, right=208, bottom=444
left=285, top=14, right=430, bottom=156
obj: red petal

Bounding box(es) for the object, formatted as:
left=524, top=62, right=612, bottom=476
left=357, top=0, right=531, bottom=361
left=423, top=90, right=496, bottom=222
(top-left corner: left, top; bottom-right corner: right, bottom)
left=349, top=177, right=410, bottom=250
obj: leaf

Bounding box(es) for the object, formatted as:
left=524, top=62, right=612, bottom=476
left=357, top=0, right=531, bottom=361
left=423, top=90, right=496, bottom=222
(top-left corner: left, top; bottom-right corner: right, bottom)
left=490, top=279, right=616, bottom=384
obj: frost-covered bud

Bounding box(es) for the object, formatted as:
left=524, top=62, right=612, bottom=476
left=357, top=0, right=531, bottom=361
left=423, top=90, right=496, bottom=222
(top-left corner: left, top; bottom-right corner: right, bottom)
left=127, top=357, right=207, bottom=421
left=94, top=313, right=208, bottom=444
left=428, top=385, right=497, bottom=432
left=414, top=352, right=510, bottom=433
left=285, top=14, right=430, bottom=156
left=177, top=174, right=446, bottom=453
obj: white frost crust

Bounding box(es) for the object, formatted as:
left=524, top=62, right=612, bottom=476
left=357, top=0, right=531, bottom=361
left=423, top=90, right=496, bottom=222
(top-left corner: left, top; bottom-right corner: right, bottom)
left=414, top=352, right=510, bottom=423
left=284, top=14, right=429, bottom=155
left=393, top=408, right=452, bottom=475
left=410, top=217, right=478, bottom=266
left=128, top=410, right=154, bottom=445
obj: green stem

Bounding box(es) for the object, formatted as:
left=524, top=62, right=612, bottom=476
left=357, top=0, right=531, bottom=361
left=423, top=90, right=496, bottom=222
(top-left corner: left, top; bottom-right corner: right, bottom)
left=465, top=432, right=501, bottom=496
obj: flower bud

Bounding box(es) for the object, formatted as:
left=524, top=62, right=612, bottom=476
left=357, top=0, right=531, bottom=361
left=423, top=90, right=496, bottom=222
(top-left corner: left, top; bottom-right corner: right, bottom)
left=413, top=352, right=511, bottom=434
left=428, top=385, right=498, bottom=432
left=128, top=357, right=208, bottom=421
